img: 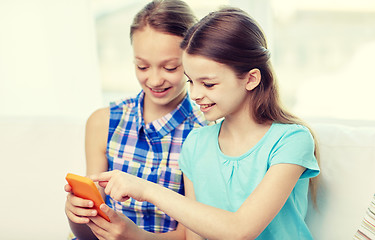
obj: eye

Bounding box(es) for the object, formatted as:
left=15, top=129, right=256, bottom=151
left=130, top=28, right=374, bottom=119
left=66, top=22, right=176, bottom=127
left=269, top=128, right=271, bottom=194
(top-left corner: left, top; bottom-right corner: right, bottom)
left=164, top=66, right=178, bottom=72
left=137, top=65, right=148, bottom=71
left=186, top=79, right=193, bottom=84
left=203, top=83, right=215, bottom=88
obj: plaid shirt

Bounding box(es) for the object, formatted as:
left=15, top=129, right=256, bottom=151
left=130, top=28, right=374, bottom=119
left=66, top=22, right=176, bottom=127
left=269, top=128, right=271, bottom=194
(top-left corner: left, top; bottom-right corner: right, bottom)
left=106, top=91, right=208, bottom=233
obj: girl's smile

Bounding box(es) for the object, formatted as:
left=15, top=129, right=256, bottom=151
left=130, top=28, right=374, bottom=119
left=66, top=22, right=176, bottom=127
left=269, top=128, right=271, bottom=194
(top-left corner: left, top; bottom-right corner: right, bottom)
left=132, top=26, right=187, bottom=116
left=149, top=87, right=172, bottom=97
left=183, top=52, right=251, bottom=121
left=198, top=103, right=216, bottom=112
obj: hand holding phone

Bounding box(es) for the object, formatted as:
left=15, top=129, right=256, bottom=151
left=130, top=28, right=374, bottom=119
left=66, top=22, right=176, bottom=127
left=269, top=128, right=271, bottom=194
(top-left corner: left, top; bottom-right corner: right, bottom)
left=65, top=173, right=110, bottom=222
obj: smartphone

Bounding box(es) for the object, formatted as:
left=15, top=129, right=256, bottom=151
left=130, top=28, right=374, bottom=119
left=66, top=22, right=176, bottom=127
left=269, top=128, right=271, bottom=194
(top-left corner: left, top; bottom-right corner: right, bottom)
left=65, top=173, right=110, bottom=222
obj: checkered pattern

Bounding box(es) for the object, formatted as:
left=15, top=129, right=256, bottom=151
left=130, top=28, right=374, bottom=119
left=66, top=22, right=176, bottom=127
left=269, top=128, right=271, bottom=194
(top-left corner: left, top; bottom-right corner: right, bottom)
left=353, top=194, right=375, bottom=240
left=69, top=91, right=207, bottom=239
left=106, top=91, right=207, bottom=233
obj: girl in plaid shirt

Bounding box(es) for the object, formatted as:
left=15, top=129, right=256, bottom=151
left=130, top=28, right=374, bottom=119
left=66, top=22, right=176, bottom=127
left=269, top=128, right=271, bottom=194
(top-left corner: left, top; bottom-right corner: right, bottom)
left=65, top=0, right=208, bottom=239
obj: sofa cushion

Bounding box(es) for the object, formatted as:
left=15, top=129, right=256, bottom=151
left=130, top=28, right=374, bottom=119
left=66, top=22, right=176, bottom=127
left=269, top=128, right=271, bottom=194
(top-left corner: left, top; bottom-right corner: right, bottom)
left=306, top=122, right=375, bottom=240
left=0, top=116, right=86, bottom=239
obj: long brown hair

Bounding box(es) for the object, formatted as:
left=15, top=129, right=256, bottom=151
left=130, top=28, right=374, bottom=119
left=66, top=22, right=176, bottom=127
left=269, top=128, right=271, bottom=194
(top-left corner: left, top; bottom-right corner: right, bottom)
left=181, top=7, right=320, bottom=207
left=130, top=0, right=197, bottom=41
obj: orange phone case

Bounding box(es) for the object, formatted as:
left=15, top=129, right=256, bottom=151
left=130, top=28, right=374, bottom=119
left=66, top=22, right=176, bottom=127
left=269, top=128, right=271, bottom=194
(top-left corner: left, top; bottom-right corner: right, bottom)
left=65, top=173, right=110, bottom=222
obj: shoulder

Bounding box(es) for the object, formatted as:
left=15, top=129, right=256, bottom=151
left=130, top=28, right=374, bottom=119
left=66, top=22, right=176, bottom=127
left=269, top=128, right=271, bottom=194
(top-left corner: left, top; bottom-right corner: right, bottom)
left=85, top=107, right=110, bottom=152
left=186, top=123, right=220, bottom=142
left=271, top=123, right=313, bottom=142
left=267, top=123, right=315, bottom=158
left=272, top=122, right=310, bottom=132
left=106, top=95, right=141, bottom=128
left=268, top=123, right=319, bottom=178
left=110, top=95, right=138, bottom=113
left=86, top=107, right=110, bottom=133
left=264, top=123, right=316, bottom=159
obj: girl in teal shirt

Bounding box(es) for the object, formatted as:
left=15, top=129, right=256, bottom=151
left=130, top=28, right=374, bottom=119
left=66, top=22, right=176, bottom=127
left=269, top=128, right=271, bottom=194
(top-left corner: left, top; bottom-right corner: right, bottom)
left=90, top=7, right=320, bottom=240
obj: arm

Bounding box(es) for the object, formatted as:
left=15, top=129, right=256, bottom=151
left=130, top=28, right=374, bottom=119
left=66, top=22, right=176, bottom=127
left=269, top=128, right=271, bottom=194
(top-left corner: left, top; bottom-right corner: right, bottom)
left=88, top=206, right=185, bottom=240
left=66, top=107, right=186, bottom=240
left=91, top=164, right=305, bottom=240
left=65, top=107, right=110, bottom=240
left=184, top=177, right=204, bottom=240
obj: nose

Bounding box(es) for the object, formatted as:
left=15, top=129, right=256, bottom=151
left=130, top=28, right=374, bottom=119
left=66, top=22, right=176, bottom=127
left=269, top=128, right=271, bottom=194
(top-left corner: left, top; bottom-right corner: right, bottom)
left=189, top=84, right=203, bottom=102
left=147, top=69, right=164, bottom=87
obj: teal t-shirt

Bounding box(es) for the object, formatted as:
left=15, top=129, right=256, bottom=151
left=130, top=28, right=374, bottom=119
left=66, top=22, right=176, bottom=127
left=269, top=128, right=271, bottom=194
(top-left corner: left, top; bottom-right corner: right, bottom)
left=178, top=121, right=320, bottom=240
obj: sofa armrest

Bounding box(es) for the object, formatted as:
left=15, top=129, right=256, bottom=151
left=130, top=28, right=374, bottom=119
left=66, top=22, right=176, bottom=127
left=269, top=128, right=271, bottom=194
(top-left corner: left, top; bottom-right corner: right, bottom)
left=306, top=121, right=375, bottom=240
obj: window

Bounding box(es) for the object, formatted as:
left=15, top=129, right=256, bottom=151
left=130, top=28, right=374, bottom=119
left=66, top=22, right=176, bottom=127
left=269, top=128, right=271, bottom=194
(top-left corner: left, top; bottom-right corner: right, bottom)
left=92, top=0, right=375, bottom=121
left=269, top=0, right=375, bottom=121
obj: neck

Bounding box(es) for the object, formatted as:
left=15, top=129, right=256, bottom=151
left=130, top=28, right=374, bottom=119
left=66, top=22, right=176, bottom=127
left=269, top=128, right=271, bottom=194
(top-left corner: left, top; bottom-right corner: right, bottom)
left=218, top=112, right=272, bottom=156
left=221, top=114, right=259, bottom=138
left=143, top=91, right=186, bottom=124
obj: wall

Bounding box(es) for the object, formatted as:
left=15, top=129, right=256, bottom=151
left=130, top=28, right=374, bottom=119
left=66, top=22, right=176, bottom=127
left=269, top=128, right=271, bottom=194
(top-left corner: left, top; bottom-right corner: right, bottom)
left=0, top=0, right=102, bottom=120
left=0, top=0, right=102, bottom=238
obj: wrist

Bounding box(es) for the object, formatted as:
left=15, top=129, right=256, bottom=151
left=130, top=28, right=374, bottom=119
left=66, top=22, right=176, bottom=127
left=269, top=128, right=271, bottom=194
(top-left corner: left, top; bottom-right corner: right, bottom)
left=143, top=180, right=160, bottom=204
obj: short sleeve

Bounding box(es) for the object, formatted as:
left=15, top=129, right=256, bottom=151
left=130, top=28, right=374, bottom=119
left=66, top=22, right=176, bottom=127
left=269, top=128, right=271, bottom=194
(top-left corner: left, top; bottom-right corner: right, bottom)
left=178, top=129, right=199, bottom=181
left=270, top=125, right=320, bottom=179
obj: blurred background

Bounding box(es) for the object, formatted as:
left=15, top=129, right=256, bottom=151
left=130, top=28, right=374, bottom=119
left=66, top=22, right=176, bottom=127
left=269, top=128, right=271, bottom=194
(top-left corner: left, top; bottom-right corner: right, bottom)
left=94, top=0, right=375, bottom=121
left=1, top=0, right=375, bottom=121
left=0, top=0, right=374, bottom=239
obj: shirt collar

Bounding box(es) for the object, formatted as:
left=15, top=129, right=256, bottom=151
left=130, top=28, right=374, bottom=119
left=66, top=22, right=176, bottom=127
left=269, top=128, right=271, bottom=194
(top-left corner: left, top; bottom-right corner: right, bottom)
left=135, top=91, right=145, bottom=133
left=152, top=93, right=193, bottom=137
left=135, top=91, right=194, bottom=137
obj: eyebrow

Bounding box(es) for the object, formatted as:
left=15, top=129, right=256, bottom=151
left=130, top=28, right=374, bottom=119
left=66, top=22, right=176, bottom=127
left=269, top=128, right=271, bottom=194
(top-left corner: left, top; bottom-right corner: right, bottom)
left=135, top=57, right=181, bottom=64
left=184, top=72, right=217, bottom=81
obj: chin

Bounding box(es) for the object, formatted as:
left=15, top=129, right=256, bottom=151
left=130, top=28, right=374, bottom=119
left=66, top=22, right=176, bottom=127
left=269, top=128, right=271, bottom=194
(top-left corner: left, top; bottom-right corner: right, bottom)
left=204, top=114, right=224, bottom=122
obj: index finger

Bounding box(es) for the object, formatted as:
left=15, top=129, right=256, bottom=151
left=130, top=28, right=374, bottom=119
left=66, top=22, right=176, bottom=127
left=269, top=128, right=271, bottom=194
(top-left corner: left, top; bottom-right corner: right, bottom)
left=89, top=171, right=113, bottom=182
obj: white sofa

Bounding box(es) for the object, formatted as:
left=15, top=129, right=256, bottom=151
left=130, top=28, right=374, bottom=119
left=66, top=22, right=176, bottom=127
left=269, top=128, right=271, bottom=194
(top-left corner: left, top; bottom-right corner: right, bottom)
left=0, top=116, right=87, bottom=240
left=1, top=116, right=374, bottom=239
left=306, top=119, right=375, bottom=239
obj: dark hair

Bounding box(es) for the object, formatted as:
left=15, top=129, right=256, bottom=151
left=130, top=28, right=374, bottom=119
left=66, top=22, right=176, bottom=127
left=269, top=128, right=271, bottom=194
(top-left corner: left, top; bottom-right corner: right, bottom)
left=130, top=0, right=197, bottom=41
left=181, top=7, right=320, bottom=207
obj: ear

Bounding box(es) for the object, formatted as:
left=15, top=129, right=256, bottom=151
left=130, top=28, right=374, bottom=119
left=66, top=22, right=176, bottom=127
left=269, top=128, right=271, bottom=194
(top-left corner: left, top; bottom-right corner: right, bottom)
left=245, top=68, right=261, bottom=91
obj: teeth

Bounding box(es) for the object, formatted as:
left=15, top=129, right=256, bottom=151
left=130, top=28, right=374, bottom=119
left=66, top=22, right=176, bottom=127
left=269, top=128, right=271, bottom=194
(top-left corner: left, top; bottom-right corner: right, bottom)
left=152, top=88, right=167, bottom=93
left=201, top=103, right=214, bottom=108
